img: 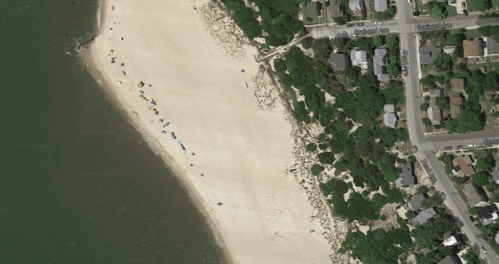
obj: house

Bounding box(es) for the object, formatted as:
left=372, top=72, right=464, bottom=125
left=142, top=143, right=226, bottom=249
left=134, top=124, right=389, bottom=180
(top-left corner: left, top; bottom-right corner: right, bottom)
left=477, top=203, right=499, bottom=225
left=443, top=46, right=455, bottom=55
left=463, top=38, right=484, bottom=58
left=408, top=194, right=426, bottom=211
left=438, top=255, right=460, bottom=264
left=450, top=95, right=463, bottom=119
left=429, top=89, right=443, bottom=98
left=492, top=164, right=499, bottom=184
left=374, top=48, right=390, bottom=81
left=463, top=182, right=488, bottom=207
left=305, top=2, right=322, bottom=17
left=427, top=105, right=442, bottom=126
left=327, top=0, right=344, bottom=18
left=328, top=53, right=351, bottom=74
left=384, top=112, right=398, bottom=128
left=485, top=37, right=499, bottom=57
left=420, top=46, right=440, bottom=64
left=396, top=162, right=416, bottom=188
left=452, top=155, right=475, bottom=177
left=374, top=0, right=388, bottom=12
left=443, top=232, right=458, bottom=246
left=349, top=0, right=364, bottom=13
left=450, top=78, right=465, bottom=92
left=492, top=104, right=499, bottom=113
left=350, top=48, right=368, bottom=69
left=412, top=207, right=437, bottom=227
left=384, top=104, right=395, bottom=112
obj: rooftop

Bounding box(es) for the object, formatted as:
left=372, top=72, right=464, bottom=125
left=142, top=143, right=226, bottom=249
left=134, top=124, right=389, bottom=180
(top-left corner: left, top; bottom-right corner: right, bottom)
left=305, top=2, right=321, bottom=18
left=412, top=207, right=437, bottom=226
left=427, top=105, right=442, bottom=125
left=486, top=37, right=499, bottom=56
left=351, top=48, right=368, bottom=69
left=384, top=104, right=395, bottom=112
left=452, top=155, right=474, bottom=177
left=463, top=38, right=483, bottom=58
left=477, top=203, right=499, bottom=225
left=384, top=112, right=397, bottom=128
left=328, top=53, right=351, bottom=73
left=327, top=0, right=344, bottom=18
left=463, top=182, right=488, bottom=207
left=420, top=46, right=440, bottom=64
left=408, top=194, right=426, bottom=211
left=429, top=89, right=443, bottom=98
left=450, top=78, right=465, bottom=92
left=374, top=48, right=390, bottom=81
left=438, top=255, right=460, bottom=264
left=374, top=0, right=388, bottom=12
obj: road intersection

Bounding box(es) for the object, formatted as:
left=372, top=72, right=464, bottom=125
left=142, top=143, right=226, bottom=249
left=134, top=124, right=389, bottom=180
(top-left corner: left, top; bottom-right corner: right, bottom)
left=311, top=5, right=499, bottom=262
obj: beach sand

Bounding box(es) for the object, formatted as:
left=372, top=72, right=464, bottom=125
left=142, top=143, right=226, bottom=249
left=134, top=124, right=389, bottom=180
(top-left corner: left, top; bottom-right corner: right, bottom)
left=81, top=0, right=337, bottom=263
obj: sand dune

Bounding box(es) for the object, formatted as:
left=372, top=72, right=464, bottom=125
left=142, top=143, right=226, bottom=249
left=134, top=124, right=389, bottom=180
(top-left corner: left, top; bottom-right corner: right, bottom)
left=81, top=0, right=340, bottom=263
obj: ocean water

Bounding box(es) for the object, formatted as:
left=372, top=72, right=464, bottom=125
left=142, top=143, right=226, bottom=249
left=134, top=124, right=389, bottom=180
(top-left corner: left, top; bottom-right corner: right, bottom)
left=0, top=1, right=223, bottom=263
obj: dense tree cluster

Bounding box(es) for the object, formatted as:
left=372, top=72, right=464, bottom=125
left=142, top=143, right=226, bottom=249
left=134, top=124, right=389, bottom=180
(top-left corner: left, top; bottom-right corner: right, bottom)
left=411, top=214, right=459, bottom=249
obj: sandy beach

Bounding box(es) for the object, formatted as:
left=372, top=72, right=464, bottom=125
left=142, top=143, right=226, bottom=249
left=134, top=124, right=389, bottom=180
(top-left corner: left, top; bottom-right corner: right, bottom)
left=81, top=0, right=340, bottom=263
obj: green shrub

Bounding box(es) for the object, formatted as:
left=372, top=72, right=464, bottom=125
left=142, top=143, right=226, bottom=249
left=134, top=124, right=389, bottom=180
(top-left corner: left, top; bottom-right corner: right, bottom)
left=311, top=164, right=324, bottom=175
left=306, top=143, right=317, bottom=152
left=318, top=152, right=336, bottom=164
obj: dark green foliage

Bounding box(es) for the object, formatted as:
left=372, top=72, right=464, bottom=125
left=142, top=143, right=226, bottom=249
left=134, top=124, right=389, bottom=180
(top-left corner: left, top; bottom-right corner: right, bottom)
left=478, top=26, right=499, bottom=41
left=317, top=133, right=327, bottom=142
left=416, top=246, right=454, bottom=264
left=439, top=154, right=454, bottom=174
left=301, top=37, right=313, bottom=49
left=372, top=6, right=396, bottom=20
left=436, top=96, right=450, bottom=111
left=380, top=215, right=387, bottom=220
left=311, top=164, right=324, bottom=175
left=462, top=248, right=482, bottom=264
left=222, top=0, right=262, bottom=39
left=487, top=182, right=498, bottom=192
left=344, top=66, right=361, bottom=83
left=433, top=53, right=453, bottom=72
left=455, top=176, right=469, bottom=184
left=274, top=58, right=287, bottom=73
left=387, top=63, right=401, bottom=75
left=318, top=143, right=329, bottom=150
left=373, top=35, right=384, bottom=47
left=411, top=214, right=459, bottom=249
left=472, top=171, right=490, bottom=187
left=306, top=143, right=317, bottom=152
left=318, top=152, right=336, bottom=164
left=430, top=6, right=446, bottom=20
left=476, top=152, right=496, bottom=172
left=413, top=9, right=420, bottom=16
left=409, top=155, right=416, bottom=162
left=423, top=117, right=432, bottom=126
left=469, top=207, right=480, bottom=215
left=421, top=102, right=429, bottom=111
left=421, top=193, right=443, bottom=209
left=469, top=0, right=491, bottom=12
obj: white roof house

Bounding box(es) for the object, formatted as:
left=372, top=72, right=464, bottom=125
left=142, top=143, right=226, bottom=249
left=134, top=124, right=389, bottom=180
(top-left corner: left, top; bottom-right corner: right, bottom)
left=384, top=112, right=397, bottom=128
left=427, top=105, right=442, bottom=126
left=384, top=104, right=395, bottom=112
left=350, top=48, right=368, bottom=69
left=374, top=0, right=388, bottom=12
left=349, top=0, right=364, bottom=13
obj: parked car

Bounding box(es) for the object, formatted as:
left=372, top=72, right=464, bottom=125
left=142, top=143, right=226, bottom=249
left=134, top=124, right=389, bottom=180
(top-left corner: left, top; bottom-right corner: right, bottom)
left=456, top=145, right=463, bottom=149
left=468, top=143, right=477, bottom=148
left=484, top=237, right=489, bottom=242
left=408, top=0, right=411, bottom=3
left=475, top=223, right=480, bottom=229
left=356, top=23, right=364, bottom=26
left=347, top=24, right=355, bottom=27
left=469, top=216, right=475, bottom=222
left=463, top=9, right=468, bottom=16
left=482, top=247, right=487, bottom=254
left=444, top=146, right=453, bottom=150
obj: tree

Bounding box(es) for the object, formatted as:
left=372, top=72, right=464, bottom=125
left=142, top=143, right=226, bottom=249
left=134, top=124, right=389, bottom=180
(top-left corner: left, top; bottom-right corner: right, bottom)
left=461, top=247, right=482, bottom=264
left=306, top=143, right=317, bottom=152
left=413, top=9, right=420, bottom=16
left=472, top=171, right=490, bottom=187
left=274, top=58, right=287, bottom=73
left=311, top=164, right=325, bottom=175
left=387, top=63, right=401, bottom=75
left=344, top=66, right=361, bottom=82
left=318, top=152, right=336, bottom=164
left=422, top=117, right=432, bottom=126
left=373, top=35, right=384, bottom=47
left=487, top=182, right=498, bottom=192
left=420, top=102, right=429, bottom=111
left=301, top=37, right=313, bottom=49
left=433, top=53, right=453, bottom=71
left=476, top=152, right=495, bottom=172
left=430, top=6, right=447, bottom=20
left=469, top=0, right=491, bottom=12
left=469, top=207, right=480, bottom=215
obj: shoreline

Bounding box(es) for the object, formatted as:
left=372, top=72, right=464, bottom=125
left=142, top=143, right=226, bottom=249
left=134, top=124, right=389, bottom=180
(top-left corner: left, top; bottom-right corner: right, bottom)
left=80, top=0, right=335, bottom=263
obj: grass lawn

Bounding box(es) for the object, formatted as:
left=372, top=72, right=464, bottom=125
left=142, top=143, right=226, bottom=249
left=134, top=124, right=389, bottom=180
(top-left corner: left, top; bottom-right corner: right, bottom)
left=467, top=56, right=499, bottom=71
left=304, top=0, right=328, bottom=26
left=446, top=5, right=457, bottom=16
left=465, top=28, right=481, bottom=39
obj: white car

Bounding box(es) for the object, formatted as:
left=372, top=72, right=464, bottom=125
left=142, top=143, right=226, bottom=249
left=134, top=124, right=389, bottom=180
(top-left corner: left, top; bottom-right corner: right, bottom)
left=468, top=144, right=477, bottom=148
left=408, top=0, right=411, bottom=3
left=482, top=247, right=487, bottom=254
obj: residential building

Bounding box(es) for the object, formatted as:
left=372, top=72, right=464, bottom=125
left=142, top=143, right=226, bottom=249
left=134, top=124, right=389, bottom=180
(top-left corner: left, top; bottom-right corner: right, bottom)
left=429, top=89, right=443, bottom=98
left=383, top=104, right=395, bottom=112
left=427, top=105, right=442, bottom=126
left=374, top=48, right=390, bottom=81
left=396, top=162, right=416, bottom=188
left=443, top=46, right=455, bottom=55
left=349, top=0, right=364, bottom=13
left=452, top=155, right=475, bottom=177
left=328, top=53, right=351, bottom=74
left=383, top=112, right=397, bottom=128
left=485, top=37, right=499, bottom=57
left=463, top=182, right=488, bottom=208
left=450, top=95, right=463, bottom=119
left=477, top=203, right=499, bottom=225
left=420, top=46, right=440, bottom=64
left=408, top=194, right=426, bottom=211
left=305, top=2, right=322, bottom=17
left=450, top=78, right=465, bottom=92
left=438, top=255, right=460, bottom=264
left=463, top=38, right=484, bottom=58
left=443, top=232, right=458, bottom=246
left=374, top=0, right=388, bottom=12
left=350, top=48, right=368, bottom=69
left=412, top=207, right=437, bottom=227
left=327, top=0, right=344, bottom=18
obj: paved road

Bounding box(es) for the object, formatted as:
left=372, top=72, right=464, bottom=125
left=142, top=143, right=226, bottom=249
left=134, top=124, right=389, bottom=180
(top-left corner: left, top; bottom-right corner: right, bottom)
left=311, top=3, right=499, bottom=262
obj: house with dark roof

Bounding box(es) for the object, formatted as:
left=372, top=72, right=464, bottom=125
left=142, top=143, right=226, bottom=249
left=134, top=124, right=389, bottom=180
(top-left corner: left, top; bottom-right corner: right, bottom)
left=408, top=194, right=426, bottom=211
left=420, top=47, right=440, bottom=64
left=396, top=162, right=416, bottom=188
left=450, top=95, right=463, bottom=119
left=463, top=38, right=484, bottom=58
left=485, top=37, right=499, bottom=56
left=463, top=182, right=488, bottom=208
left=326, top=0, right=344, bottom=18
left=328, top=53, right=351, bottom=74
left=374, top=48, right=390, bottom=81
left=305, top=2, right=322, bottom=18
left=450, top=78, right=465, bottom=92
left=427, top=105, right=442, bottom=126
left=478, top=203, right=499, bottom=225
left=412, top=207, right=437, bottom=227
left=374, top=0, right=388, bottom=12
left=438, top=255, right=460, bottom=264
